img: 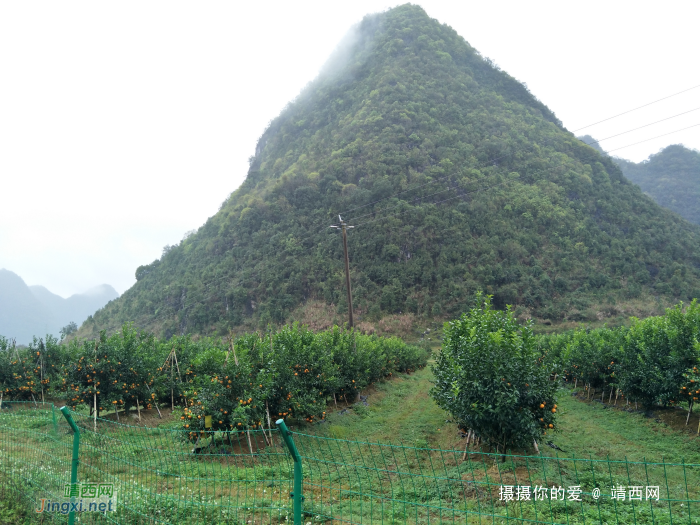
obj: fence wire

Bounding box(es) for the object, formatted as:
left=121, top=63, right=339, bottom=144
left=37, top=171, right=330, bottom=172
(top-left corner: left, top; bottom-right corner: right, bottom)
left=1, top=401, right=698, bottom=524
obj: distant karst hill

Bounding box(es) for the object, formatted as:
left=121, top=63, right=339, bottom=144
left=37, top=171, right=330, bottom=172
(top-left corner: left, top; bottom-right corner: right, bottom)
left=80, top=4, right=700, bottom=339
left=0, top=269, right=118, bottom=344
left=617, top=145, right=700, bottom=225
left=578, top=136, right=700, bottom=225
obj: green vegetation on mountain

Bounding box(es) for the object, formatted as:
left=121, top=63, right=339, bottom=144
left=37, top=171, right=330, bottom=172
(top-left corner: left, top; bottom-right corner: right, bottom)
left=616, top=144, right=700, bottom=225
left=81, top=4, right=700, bottom=339
left=431, top=293, right=557, bottom=452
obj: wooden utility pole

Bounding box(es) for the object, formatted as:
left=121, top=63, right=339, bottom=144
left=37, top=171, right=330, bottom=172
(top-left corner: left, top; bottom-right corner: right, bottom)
left=330, top=216, right=354, bottom=328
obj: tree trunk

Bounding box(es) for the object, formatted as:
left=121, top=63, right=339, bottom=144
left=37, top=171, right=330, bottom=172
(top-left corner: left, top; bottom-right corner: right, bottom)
left=574, top=378, right=577, bottom=389
left=461, top=430, right=472, bottom=461
left=171, top=357, right=174, bottom=410
left=266, top=401, right=273, bottom=444
left=136, top=397, right=142, bottom=422
left=533, top=440, right=540, bottom=454
left=615, top=389, right=620, bottom=406
left=93, top=393, right=97, bottom=432
left=687, top=401, right=694, bottom=425
left=609, top=387, right=614, bottom=404
left=246, top=429, right=254, bottom=455
left=173, top=351, right=182, bottom=381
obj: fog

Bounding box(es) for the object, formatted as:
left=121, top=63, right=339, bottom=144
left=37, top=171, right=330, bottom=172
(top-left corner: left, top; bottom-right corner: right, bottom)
left=1, top=1, right=698, bottom=298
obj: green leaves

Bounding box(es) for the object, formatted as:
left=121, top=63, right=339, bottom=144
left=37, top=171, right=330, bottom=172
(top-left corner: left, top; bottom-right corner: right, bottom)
left=618, top=300, right=700, bottom=409
left=431, top=293, right=557, bottom=453
left=0, top=323, right=428, bottom=439
left=546, top=299, right=700, bottom=410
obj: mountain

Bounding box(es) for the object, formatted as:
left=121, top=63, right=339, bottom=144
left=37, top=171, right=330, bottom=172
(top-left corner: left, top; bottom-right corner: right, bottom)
left=0, top=269, right=53, bottom=345
left=29, top=283, right=119, bottom=332
left=80, top=4, right=700, bottom=339
left=615, top=145, right=700, bottom=225
left=0, top=269, right=118, bottom=344
left=577, top=135, right=606, bottom=155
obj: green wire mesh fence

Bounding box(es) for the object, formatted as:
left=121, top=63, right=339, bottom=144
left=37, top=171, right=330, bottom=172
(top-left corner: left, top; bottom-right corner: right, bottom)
left=1, top=401, right=699, bottom=524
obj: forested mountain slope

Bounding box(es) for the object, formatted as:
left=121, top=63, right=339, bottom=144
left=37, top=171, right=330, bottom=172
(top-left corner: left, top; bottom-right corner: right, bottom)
left=615, top=145, right=700, bottom=225
left=80, top=4, right=700, bottom=339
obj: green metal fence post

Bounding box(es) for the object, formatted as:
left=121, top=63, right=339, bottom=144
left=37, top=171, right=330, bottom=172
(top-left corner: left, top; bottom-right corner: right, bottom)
left=276, top=419, right=302, bottom=525
left=60, top=406, right=80, bottom=525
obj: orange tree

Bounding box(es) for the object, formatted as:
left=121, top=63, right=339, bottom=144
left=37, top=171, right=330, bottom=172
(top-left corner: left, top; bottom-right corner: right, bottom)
left=563, top=327, right=623, bottom=399
left=180, top=344, right=253, bottom=440
left=0, top=336, right=16, bottom=401
left=29, top=335, right=66, bottom=401
left=62, top=325, right=160, bottom=417
left=1, top=339, right=43, bottom=401
left=431, top=293, right=557, bottom=453
left=181, top=326, right=334, bottom=439
left=679, top=366, right=700, bottom=418
left=62, top=336, right=107, bottom=415
left=618, top=301, right=700, bottom=410
left=0, top=335, right=68, bottom=402
left=153, top=335, right=199, bottom=410
left=178, top=324, right=429, bottom=439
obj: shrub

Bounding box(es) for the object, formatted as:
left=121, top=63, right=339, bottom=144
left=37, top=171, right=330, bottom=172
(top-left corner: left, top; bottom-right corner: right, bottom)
left=431, top=293, right=557, bottom=453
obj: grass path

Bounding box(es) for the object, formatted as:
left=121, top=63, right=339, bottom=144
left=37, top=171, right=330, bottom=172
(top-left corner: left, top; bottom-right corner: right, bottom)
left=317, top=363, right=700, bottom=466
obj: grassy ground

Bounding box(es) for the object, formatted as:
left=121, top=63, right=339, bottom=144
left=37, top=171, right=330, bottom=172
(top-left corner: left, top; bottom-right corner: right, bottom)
left=4, top=364, right=700, bottom=524
left=0, top=495, right=33, bottom=525
left=313, top=362, right=700, bottom=464
left=300, top=364, right=700, bottom=524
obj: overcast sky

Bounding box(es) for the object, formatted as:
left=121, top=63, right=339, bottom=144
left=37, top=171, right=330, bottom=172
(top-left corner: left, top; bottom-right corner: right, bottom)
left=1, top=1, right=698, bottom=298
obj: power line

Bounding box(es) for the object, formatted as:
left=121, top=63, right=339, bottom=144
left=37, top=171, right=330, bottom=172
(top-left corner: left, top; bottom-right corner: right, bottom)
left=606, top=123, right=700, bottom=153
left=147, top=86, right=700, bottom=321
left=572, top=83, right=700, bottom=132
left=157, top=226, right=343, bottom=319
left=583, top=106, right=700, bottom=145
left=345, top=105, right=696, bottom=227
left=339, top=92, right=700, bottom=219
